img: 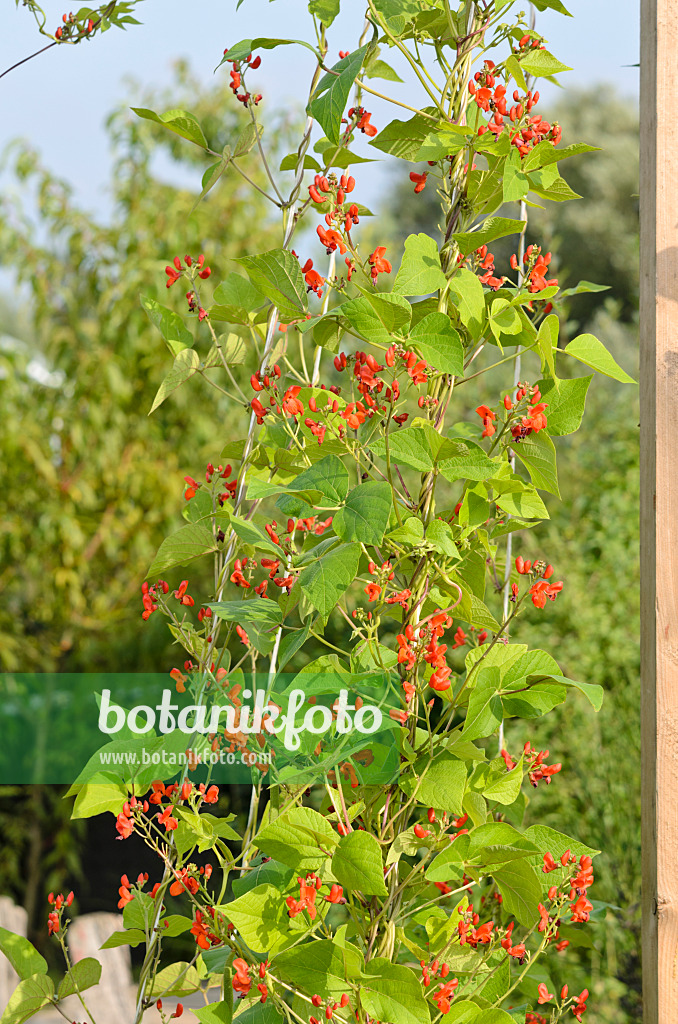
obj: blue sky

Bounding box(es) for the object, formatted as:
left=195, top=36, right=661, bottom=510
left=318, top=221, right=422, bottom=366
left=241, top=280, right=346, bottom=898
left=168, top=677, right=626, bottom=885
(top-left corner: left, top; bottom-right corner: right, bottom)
left=2, top=0, right=639, bottom=213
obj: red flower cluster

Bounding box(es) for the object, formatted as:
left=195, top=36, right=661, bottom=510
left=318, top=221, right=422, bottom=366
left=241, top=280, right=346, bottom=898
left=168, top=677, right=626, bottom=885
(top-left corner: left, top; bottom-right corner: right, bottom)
left=499, top=921, right=526, bottom=961
left=54, top=12, right=93, bottom=40
left=474, top=245, right=505, bottom=290
left=347, top=105, right=377, bottom=137
left=223, top=49, right=262, bottom=105
left=165, top=254, right=211, bottom=288
left=469, top=57, right=561, bottom=155
left=46, top=890, right=74, bottom=935
left=141, top=579, right=169, bottom=620
left=511, top=244, right=558, bottom=294
left=286, top=873, right=321, bottom=919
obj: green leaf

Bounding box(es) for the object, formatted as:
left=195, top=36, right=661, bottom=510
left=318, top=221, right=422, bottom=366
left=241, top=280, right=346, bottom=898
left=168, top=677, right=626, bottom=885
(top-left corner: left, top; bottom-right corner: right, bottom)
left=364, top=58, right=404, bottom=83
left=535, top=312, right=559, bottom=381
left=191, top=157, right=229, bottom=212
left=298, top=542, right=361, bottom=617
left=475, top=1010, right=516, bottom=1024
left=255, top=806, right=338, bottom=870
left=57, top=958, right=102, bottom=1000
left=529, top=174, right=582, bottom=202
left=275, top=938, right=362, bottom=999
left=309, top=48, right=368, bottom=144
left=410, top=313, right=464, bottom=375
left=1, top=974, right=54, bottom=1024
left=494, top=859, right=542, bottom=926
left=501, top=650, right=560, bottom=686
left=448, top=268, right=485, bottom=338
left=233, top=1004, right=286, bottom=1024
left=276, top=622, right=312, bottom=672
left=521, top=824, right=600, bottom=862
left=71, top=780, right=128, bottom=819
left=523, top=141, right=597, bottom=173
left=213, top=273, right=265, bottom=320
left=495, top=487, right=549, bottom=520
left=210, top=600, right=282, bottom=630
left=194, top=1003, right=233, bottom=1024
left=149, top=349, right=200, bottom=413
left=232, top=860, right=294, bottom=898
left=334, top=482, right=392, bottom=544
left=558, top=278, right=609, bottom=298
left=438, top=440, right=498, bottom=484
left=279, top=152, right=322, bottom=172
left=232, top=121, right=264, bottom=158
left=563, top=334, right=636, bottom=383
left=394, top=233, right=446, bottom=296
left=148, top=522, right=217, bottom=576
left=463, top=668, right=502, bottom=741
left=531, top=0, right=572, bottom=12
left=141, top=296, right=193, bottom=354
left=425, top=519, right=459, bottom=559
left=360, top=959, right=430, bottom=1024
left=520, top=48, right=571, bottom=77
left=527, top=672, right=604, bottom=711
left=131, top=108, right=208, bottom=149
left=453, top=218, right=525, bottom=257
left=371, top=426, right=434, bottom=472
left=308, top=0, right=341, bottom=26
left=332, top=831, right=388, bottom=897
left=220, top=37, right=317, bottom=64
left=513, top=432, right=560, bottom=496
left=502, top=150, right=529, bottom=203
left=442, top=1000, right=482, bottom=1023
left=150, top=962, right=202, bottom=998
left=369, top=113, right=435, bottom=161
left=415, top=125, right=474, bottom=161
left=230, top=514, right=282, bottom=555
left=340, top=292, right=411, bottom=345
left=0, top=930, right=47, bottom=981
left=489, top=298, right=521, bottom=341
left=372, top=0, right=421, bottom=32
left=277, top=455, right=349, bottom=517
left=100, top=929, right=146, bottom=949
left=399, top=752, right=466, bottom=814
left=235, top=249, right=307, bottom=321
left=483, top=758, right=524, bottom=805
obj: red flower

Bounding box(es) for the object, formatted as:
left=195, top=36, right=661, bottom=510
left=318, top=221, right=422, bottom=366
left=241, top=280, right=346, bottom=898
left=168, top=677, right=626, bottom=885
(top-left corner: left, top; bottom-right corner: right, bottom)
left=317, top=225, right=347, bottom=255
left=326, top=884, right=345, bottom=904
left=409, top=171, right=428, bottom=193
left=451, top=626, right=467, bottom=649
left=47, top=912, right=60, bottom=936
left=573, top=989, right=589, bottom=1022
left=570, top=894, right=593, bottom=923
left=282, top=386, right=304, bottom=417
left=302, top=258, right=325, bottom=297
left=368, top=246, right=392, bottom=281
left=116, top=811, right=134, bottom=840
left=537, top=983, right=554, bottom=1005
left=433, top=978, right=458, bottom=1014
left=157, top=805, right=178, bottom=832
left=233, top=957, right=252, bottom=994
left=542, top=852, right=558, bottom=873
left=190, top=912, right=212, bottom=951
left=286, top=875, right=319, bottom=920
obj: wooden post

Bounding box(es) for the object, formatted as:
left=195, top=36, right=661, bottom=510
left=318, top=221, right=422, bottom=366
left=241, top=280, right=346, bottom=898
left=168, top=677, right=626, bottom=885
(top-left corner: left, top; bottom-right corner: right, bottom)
left=640, top=0, right=678, bottom=1020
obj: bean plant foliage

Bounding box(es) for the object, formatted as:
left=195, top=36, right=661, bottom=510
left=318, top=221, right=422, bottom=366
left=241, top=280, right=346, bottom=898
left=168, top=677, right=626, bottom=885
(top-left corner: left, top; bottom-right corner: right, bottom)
left=2, top=2, right=636, bottom=1024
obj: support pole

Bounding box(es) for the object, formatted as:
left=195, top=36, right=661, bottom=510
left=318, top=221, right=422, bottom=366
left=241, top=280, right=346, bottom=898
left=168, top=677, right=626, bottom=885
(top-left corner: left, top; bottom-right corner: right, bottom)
left=640, top=0, right=678, bottom=1020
